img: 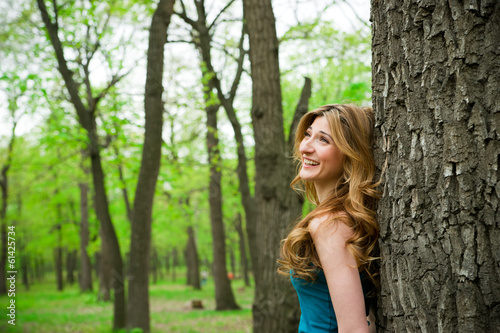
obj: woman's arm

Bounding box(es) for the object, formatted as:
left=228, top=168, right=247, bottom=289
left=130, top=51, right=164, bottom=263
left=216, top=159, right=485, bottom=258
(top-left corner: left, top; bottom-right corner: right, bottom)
left=309, top=215, right=369, bottom=333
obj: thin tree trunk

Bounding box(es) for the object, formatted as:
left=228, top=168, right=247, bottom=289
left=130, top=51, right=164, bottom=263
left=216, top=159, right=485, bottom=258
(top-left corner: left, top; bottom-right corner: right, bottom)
left=97, top=231, right=111, bottom=302
left=235, top=213, right=250, bottom=287
left=185, top=226, right=201, bottom=290
left=37, top=1, right=126, bottom=328
left=54, top=193, right=64, bottom=292
left=157, top=253, right=164, bottom=281
left=79, top=180, right=93, bottom=292
left=176, top=2, right=258, bottom=279
left=206, top=102, right=240, bottom=310
left=229, top=244, right=236, bottom=278
left=171, top=248, right=177, bottom=282
left=117, top=154, right=132, bottom=222
left=150, top=247, right=158, bottom=285
left=176, top=0, right=239, bottom=309
left=54, top=228, right=63, bottom=291
left=126, top=1, right=175, bottom=331
left=372, top=1, right=500, bottom=332
left=66, top=249, right=77, bottom=285
left=165, top=252, right=170, bottom=275
left=94, top=252, right=100, bottom=284
left=185, top=245, right=191, bottom=286
left=89, top=127, right=125, bottom=326
left=34, top=257, right=43, bottom=282
left=214, top=26, right=258, bottom=279
left=21, top=253, right=29, bottom=290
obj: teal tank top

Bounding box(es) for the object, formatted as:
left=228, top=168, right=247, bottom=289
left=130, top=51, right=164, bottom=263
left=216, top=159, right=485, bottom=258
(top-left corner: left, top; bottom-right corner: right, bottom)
left=291, top=270, right=371, bottom=332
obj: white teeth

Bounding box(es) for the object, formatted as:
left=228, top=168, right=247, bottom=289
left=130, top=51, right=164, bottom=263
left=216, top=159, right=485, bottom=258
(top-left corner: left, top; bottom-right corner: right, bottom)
left=304, top=159, right=319, bottom=166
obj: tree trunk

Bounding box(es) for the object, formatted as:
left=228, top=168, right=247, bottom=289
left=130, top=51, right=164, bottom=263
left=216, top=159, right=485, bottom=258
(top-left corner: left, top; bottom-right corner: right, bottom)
left=185, top=226, right=201, bottom=289
left=34, top=257, right=44, bottom=282
left=206, top=102, right=240, bottom=310
left=117, top=158, right=132, bottom=223
left=165, top=252, right=170, bottom=275
left=89, top=124, right=126, bottom=328
left=79, top=181, right=93, bottom=292
left=54, top=196, right=64, bottom=292
left=150, top=247, right=158, bottom=285
left=242, top=0, right=305, bottom=331
left=126, top=1, right=175, bottom=331
left=176, top=0, right=239, bottom=309
left=215, top=27, right=258, bottom=280
left=229, top=244, right=236, bottom=278
left=235, top=213, right=250, bottom=287
left=171, top=248, right=178, bottom=282
left=54, top=228, right=64, bottom=291
left=66, top=249, right=77, bottom=285
left=97, top=231, right=111, bottom=302
left=372, top=1, right=500, bottom=332
left=21, top=253, right=29, bottom=290
left=37, top=1, right=126, bottom=328
left=177, top=2, right=258, bottom=279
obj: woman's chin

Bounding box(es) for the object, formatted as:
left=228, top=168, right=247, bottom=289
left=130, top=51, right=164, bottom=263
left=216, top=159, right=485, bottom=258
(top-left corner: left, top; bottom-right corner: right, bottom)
left=299, top=172, right=316, bottom=182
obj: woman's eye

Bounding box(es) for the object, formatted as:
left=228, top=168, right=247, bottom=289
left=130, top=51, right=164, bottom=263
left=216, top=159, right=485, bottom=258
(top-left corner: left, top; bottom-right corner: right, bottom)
left=320, top=137, right=329, bottom=143
left=304, top=131, right=311, bottom=137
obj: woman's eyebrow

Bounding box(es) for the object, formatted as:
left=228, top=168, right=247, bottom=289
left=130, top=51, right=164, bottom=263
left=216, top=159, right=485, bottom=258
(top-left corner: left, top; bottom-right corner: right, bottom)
left=308, top=126, right=333, bottom=141
left=319, top=130, right=333, bottom=141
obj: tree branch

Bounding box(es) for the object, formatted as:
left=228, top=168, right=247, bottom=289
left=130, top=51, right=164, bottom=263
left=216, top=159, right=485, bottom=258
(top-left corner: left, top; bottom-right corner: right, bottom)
left=287, top=77, right=312, bottom=149
left=228, top=23, right=246, bottom=103
left=87, top=5, right=112, bottom=64
left=37, top=0, right=90, bottom=130
left=176, top=0, right=197, bottom=28
left=208, top=0, right=236, bottom=31
left=341, top=0, right=370, bottom=28
left=91, top=70, right=130, bottom=114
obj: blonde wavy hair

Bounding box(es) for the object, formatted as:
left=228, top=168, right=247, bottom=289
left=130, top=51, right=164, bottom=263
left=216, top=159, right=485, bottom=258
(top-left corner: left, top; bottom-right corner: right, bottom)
left=278, top=104, right=380, bottom=284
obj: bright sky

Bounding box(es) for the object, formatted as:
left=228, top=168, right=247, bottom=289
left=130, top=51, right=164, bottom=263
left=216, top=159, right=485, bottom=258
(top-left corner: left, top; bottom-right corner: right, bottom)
left=0, top=0, right=370, bottom=139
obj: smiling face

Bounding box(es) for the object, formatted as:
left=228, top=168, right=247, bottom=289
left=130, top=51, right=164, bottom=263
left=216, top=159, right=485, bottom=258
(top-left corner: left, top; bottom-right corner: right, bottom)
left=299, top=116, right=345, bottom=194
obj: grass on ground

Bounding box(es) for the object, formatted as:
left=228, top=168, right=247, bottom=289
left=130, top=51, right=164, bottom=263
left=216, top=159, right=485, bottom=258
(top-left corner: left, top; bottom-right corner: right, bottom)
left=0, top=275, right=253, bottom=333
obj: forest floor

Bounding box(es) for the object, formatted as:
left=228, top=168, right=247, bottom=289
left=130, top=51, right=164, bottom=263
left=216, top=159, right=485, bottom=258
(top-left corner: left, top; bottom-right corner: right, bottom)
left=0, top=275, right=253, bottom=332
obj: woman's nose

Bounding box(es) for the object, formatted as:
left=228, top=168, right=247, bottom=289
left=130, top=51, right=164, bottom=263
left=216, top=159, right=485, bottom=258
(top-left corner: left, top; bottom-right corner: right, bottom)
left=299, top=138, right=314, bottom=154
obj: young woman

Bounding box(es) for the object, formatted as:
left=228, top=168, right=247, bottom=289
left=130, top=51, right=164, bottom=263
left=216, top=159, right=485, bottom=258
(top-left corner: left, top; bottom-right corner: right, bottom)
left=278, top=104, right=380, bottom=333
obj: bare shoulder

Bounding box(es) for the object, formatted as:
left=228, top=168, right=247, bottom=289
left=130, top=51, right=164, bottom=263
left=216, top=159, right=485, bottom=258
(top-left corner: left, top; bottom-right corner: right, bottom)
left=308, top=212, right=353, bottom=243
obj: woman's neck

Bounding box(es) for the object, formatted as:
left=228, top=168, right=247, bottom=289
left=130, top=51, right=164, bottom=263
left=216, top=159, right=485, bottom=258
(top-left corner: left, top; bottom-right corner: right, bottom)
left=315, top=185, right=331, bottom=204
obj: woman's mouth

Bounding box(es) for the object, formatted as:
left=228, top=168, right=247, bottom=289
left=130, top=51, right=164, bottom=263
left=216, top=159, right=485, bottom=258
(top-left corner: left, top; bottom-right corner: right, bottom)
left=303, top=158, right=319, bottom=166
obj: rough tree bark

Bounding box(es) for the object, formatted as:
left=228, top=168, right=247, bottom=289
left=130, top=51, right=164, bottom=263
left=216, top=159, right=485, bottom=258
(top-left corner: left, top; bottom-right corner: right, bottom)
left=126, top=0, right=175, bottom=331
left=242, top=0, right=312, bottom=331
left=372, top=1, right=500, bottom=332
